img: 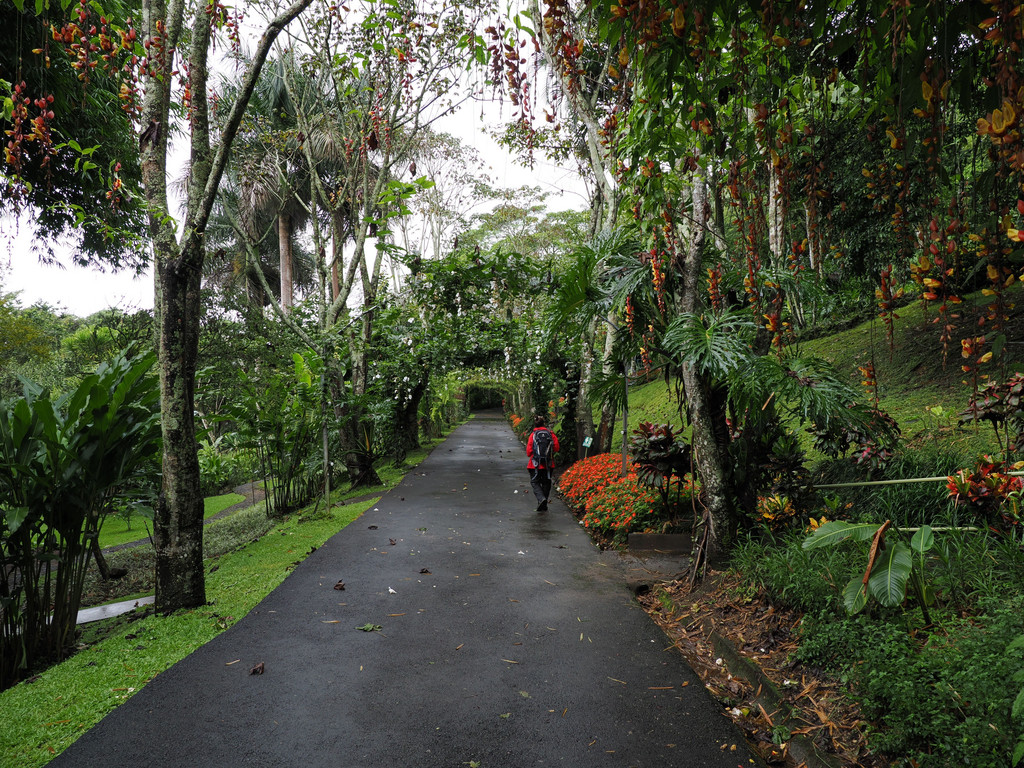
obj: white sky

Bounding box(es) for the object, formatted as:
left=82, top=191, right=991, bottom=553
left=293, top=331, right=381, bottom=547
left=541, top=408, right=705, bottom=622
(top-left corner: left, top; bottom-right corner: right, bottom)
left=1, top=109, right=585, bottom=317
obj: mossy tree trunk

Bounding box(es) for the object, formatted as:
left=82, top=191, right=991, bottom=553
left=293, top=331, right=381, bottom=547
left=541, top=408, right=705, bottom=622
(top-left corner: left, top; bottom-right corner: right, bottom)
left=139, top=0, right=313, bottom=612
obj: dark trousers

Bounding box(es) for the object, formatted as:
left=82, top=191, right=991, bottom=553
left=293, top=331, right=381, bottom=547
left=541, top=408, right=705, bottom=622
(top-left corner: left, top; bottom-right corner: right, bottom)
left=529, top=467, right=552, bottom=504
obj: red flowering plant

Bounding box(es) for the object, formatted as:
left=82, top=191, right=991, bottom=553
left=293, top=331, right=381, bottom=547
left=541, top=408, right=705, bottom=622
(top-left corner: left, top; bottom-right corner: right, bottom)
left=558, top=453, right=626, bottom=507
left=581, top=477, right=666, bottom=546
left=947, top=456, right=1024, bottom=533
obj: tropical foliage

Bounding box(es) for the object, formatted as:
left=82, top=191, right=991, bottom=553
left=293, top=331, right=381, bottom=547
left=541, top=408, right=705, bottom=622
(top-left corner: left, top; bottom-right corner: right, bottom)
left=0, top=353, right=159, bottom=690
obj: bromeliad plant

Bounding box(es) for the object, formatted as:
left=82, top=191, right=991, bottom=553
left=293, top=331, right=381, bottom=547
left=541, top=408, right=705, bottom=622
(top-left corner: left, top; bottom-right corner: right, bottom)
left=628, top=421, right=692, bottom=511
left=803, top=520, right=936, bottom=625
left=959, top=372, right=1024, bottom=463
left=947, top=457, right=1024, bottom=534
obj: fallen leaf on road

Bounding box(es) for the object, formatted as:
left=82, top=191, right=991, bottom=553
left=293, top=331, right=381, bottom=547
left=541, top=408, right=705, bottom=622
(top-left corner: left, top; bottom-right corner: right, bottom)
left=368, top=525, right=378, bottom=530
left=456, top=644, right=464, bottom=650
left=388, top=613, right=406, bottom=617
left=420, top=568, right=431, bottom=574
left=608, top=677, right=626, bottom=685
left=502, top=659, right=519, bottom=664
left=250, top=662, right=265, bottom=675
left=388, top=587, right=397, bottom=594
left=356, top=623, right=383, bottom=632
left=322, top=620, right=340, bottom=624
left=225, top=660, right=240, bottom=666
left=389, top=538, right=397, bottom=545
left=334, top=580, right=345, bottom=590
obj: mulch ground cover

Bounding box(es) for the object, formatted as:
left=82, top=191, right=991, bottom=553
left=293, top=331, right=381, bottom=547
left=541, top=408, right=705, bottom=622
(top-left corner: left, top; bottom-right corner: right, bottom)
left=638, top=571, right=889, bottom=768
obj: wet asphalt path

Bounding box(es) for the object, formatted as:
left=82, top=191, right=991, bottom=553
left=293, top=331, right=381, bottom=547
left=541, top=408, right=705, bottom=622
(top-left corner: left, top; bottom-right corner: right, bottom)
left=50, top=412, right=757, bottom=768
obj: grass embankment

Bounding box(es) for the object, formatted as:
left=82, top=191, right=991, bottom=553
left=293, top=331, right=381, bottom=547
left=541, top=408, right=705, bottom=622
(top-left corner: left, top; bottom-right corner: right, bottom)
left=608, top=288, right=1024, bottom=461
left=0, top=437, right=449, bottom=768
left=95, top=492, right=245, bottom=550
left=798, top=288, right=1024, bottom=457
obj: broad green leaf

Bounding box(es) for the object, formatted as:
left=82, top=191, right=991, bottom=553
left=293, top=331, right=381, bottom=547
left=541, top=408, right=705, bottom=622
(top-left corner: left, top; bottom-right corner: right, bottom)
left=910, top=526, right=934, bottom=554
left=803, top=521, right=880, bottom=550
left=867, top=542, right=912, bottom=607
left=1013, top=740, right=1024, bottom=767
left=3, top=506, right=31, bottom=534
left=843, top=575, right=868, bottom=615
left=1013, top=687, right=1024, bottom=720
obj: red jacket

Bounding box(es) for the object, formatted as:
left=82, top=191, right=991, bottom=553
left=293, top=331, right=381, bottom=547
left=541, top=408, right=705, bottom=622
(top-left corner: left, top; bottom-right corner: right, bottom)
left=526, top=427, right=559, bottom=469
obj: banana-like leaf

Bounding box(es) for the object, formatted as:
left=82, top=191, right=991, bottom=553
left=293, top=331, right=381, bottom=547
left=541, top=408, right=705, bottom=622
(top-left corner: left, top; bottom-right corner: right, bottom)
left=910, top=525, right=934, bottom=554
left=843, top=575, right=869, bottom=614
left=803, top=520, right=880, bottom=550
left=867, top=541, right=913, bottom=607
left=2, top=506, right=30, bottom=534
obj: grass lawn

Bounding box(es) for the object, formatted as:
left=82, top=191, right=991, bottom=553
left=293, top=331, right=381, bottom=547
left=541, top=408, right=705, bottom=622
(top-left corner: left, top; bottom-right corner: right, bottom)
left=96, top=492, right=246, bottom=550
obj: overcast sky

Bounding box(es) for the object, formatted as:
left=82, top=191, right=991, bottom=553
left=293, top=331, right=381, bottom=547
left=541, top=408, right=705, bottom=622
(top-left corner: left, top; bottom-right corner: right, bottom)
left=1, top=106, right=586, bottom=318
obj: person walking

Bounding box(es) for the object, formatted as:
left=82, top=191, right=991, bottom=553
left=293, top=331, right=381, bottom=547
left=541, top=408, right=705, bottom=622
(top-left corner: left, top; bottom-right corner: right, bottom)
left=526, top=415, right=559, bottom=512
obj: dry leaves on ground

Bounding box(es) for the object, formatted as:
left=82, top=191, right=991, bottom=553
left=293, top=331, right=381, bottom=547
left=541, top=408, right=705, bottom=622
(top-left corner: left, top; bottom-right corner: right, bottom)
left=638, top=571, right=887, bottom=768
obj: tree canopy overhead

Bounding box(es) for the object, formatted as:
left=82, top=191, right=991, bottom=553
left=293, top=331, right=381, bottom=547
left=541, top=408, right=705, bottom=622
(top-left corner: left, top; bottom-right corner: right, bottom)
left=1, top=0, right=146, bottom=267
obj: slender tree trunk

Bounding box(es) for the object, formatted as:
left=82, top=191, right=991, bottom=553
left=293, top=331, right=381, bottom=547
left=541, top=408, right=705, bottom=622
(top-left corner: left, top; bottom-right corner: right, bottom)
left=575, top=318, right=598, bottom=459
left=596, top=315, right=618, bottom=453
left=140, top=0, right=313, bottom=612
left=279, top=212, right=294, bottom=311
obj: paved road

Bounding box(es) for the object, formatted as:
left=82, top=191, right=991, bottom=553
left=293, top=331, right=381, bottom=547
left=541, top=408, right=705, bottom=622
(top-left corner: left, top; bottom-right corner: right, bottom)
left=51, top=413, right=757, bottom=768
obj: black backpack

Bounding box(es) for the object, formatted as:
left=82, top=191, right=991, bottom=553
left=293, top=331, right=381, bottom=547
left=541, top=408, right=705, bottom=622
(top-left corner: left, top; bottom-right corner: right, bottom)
left=533, top=428, right=553, bottom=468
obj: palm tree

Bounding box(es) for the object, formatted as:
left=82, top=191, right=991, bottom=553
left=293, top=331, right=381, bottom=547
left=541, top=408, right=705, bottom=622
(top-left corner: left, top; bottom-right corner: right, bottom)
left=210, top=57, right=317, bottom=313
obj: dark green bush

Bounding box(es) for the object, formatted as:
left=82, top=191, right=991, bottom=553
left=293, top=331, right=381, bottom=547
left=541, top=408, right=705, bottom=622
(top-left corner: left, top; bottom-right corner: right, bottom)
left=730, top=531, right=863, bottom=614
left=795, top=602, right=1024, bottom=767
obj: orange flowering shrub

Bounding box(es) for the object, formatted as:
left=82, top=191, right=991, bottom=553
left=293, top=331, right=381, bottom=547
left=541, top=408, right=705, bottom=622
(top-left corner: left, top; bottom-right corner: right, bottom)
left=558, top=453, right=631, bottom=506
left=508, top=413, right=529, bottom=437
left=582, top=477, right=666, bottom=545
left=558, top=453, right=669, bottom=545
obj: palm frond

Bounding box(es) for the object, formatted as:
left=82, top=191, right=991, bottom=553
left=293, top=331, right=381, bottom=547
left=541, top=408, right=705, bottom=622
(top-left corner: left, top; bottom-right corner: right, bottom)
left=729, top=354, right=864, bottom=432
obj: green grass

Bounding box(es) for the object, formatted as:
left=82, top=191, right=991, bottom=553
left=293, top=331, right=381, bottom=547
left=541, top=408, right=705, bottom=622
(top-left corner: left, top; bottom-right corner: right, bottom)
left=96, top=493, right=245, bottom=550
left=796, top=287, right=1024, bottom=457
left=609, top=375, right=683, bottom=453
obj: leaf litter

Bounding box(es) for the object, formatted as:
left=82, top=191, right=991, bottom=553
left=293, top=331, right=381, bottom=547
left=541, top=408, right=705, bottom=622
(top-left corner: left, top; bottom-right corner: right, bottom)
left=638, top=570, right=884, bottom=767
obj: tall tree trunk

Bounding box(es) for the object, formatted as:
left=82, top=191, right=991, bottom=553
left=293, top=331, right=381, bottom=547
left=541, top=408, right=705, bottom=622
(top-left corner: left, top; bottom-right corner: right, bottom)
left=140, top=0, right=313, bottom=612
left=596, top=314, right=618, bottom=454
left=154, top=249, right=206, bottom=607
left=676, top=173, right=734, bottom=563
left=279, top=212, right=294, bottom=311
left=575, top=318, right=598, bottom=459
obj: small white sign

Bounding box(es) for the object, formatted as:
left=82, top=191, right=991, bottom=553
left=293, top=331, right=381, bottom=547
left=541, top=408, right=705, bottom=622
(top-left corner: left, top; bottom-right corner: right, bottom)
left=582, top=437, right=593, bottom=448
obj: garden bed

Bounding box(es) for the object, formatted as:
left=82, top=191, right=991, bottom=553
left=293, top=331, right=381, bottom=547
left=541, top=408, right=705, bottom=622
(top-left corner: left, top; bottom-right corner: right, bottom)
left=639, top=571, right=884, bottom=768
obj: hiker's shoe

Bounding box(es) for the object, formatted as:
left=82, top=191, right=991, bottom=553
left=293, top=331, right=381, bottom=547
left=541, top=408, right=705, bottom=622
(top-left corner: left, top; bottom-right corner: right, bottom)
left=537, top=500, right=548, bottom=512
